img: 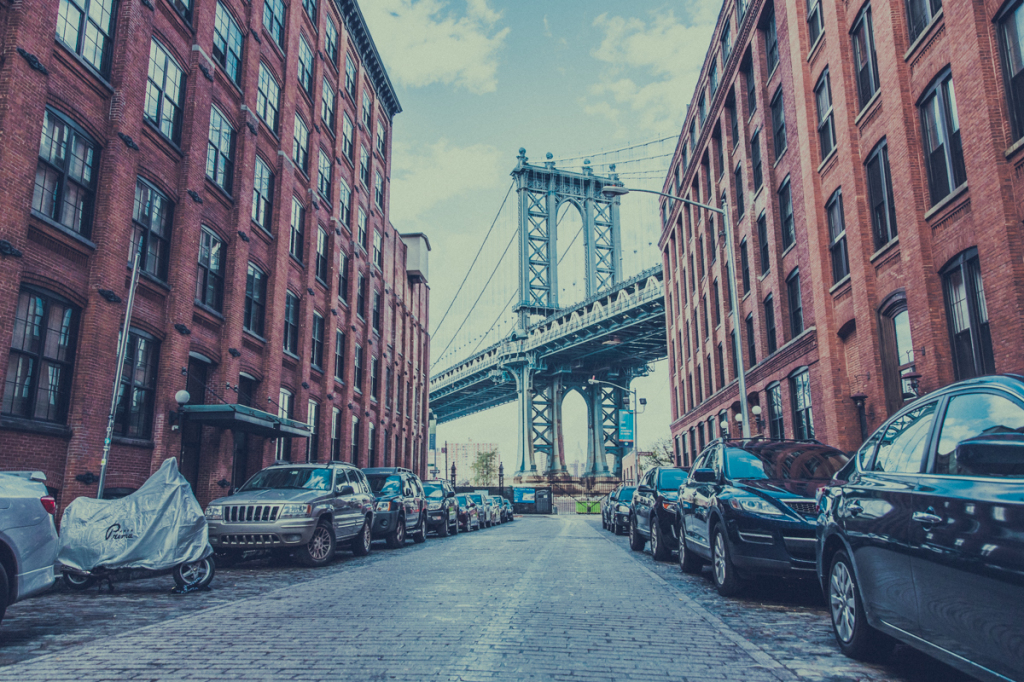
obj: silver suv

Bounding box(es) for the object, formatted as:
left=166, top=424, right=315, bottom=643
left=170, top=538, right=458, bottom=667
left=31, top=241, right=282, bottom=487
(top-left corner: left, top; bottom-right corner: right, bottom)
left=0, top=471, right=59, bottom=625
left=205, top=462, right=374, bottom=567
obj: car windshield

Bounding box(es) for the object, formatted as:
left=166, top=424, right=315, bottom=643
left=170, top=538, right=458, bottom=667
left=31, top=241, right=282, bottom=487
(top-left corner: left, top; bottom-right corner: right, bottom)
left=618, top=487, right=636, bottom=502
left=469, top=494, right=483, bottom=504
left=367, top=475, right=403, bottom=495
left=658, top=470, right=687, bottom=490
left=455, top=495, right=469, bottom=505
left=725, top=445, right=850, bottom=481
left=423, top=483, right=446, bottom=499
left=239, top=467, right=332, bottom=492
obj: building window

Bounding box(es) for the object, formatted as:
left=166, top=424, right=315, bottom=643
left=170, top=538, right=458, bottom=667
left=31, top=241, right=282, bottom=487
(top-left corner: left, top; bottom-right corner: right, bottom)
left=699, top=93, right=708, bottom=125
left=879, top=296, right=918, bottom=414
left=906, top=0, right=941, bottom=43
left=920, top=70, right=966, bottom=205
left=751, top=131, right=763, bottom=191
left=744, top=61, right=757, bottom=116
left=779, top=179, right=795, bottom=249
left=371, top=356, right=380, bottom=399
left=362, top=91, right=372, bottom=128
left=2, top=288, right=78, bottom=423
left=321, top=79, right=336, bottom=129
left=311, top=312, right=324, bottom=369
left=717, top=343, right=726, bottom=388
left=276, top=389, right=293, bottom=460
left=354, top=345, right=364, bottom=390
left=324, top=13, right=338, bottom=64
left=386, top=367, right=393, bottom=409
left=283, top=292, right=299, bottom=355
left=338, top=251, right=349, bottom=301
left=342, top=114, right=354, bottom=161
left=56, top=0, right=116, bottom=76
left=206, top=106, right=235, bottom=193
left=334, top=331, right=346, bottom=382
left=825, top=189, right=850, bottom=283
left=941, top=248, right=994, bottom=380
left=815, top=70, right=836, bottom=159
left=372, top=232, right=383, bottom=269
left=999, top=1, right=1024, bottom=140
left=350, top=415, right=360, bottom=462
left=244, top=263, right=266, bottom=337
left=851, top=5, right=880, bottom=109
left=306, top=400, right=319, bottom=462
left=745, top=313, right=756, bottom=366
left=263, top=0, right=285, bottom=49
left=790, top=368, right=814, bottom=440
left=113, top=330, right=159, bottom=439
left=734, top=165, right=745, bottom=218
left=196, top=227, right=224, bottom=311
left=372, top=291, right=381, bottom=331
left=318, top=149, right=332, bottom=201
left=787, top=268, right=803, bottom=337
left=764, top=294, right=777, bottom=354
left=770, top=89, right=786, bottom=157
left=293, top=115, right=309, bottom=173
left=213, top=3, right=243, bottom=85
left=765, top=10, right=779, bottom=73
left=701, top=294, right=709, bottom=334
left=865, top=139, right=897, bottom=249
left=376, top=121, right=387, bottom=156
left=345, top=55, right=357, bottom=98
left=331, top=408, right=342, bottom=459
left=356, top=274, right=366, bottom=318
left=316, top=226, right=328, bottom=282
left=131, top=178, right=172, bottom=281
left=359, top=146, right=370, bottom=186
left=358, top=208, right=368, bottom=248
left=375, top=172, right=384, bottom=209
left=33, top=109, right=98, bottom=238
left=298, top=37, right=313, bottom=95
left=339, top=179, right=352, bottom=224
left=808, top=0, right=823, bottom=46
left=715, top=136, right=724, bottom=178
left=713, top=279, right=722, bottom=327
left=256, top=64, right=281, bottom=132
left=145, top=40, right=185, bottom=144
left=757, top=212, right=769, bottom=274
left=289, top=197, right=305, bottom=262
left=721, top=20, right=732, bottom=64
left=740, top=239, right=750, bottom=294
left=729, top=102, right=739, bottom=148
left=368, top=423, right=376, bottom=466
left=302, top=0, right=316, bottom=22
left=766, top=382, right=784, bottom=438
left=251, top=157, right=274, bottom=233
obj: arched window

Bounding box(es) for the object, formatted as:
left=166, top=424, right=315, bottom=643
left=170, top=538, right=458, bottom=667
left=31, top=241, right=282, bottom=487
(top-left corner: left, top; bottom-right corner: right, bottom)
left=940, top=248, right=994, bottom=380
left=879, top=292, right=917, bottom=415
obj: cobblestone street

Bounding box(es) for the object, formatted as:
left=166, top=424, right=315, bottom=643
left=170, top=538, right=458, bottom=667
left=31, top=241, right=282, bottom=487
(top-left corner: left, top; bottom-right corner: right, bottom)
left=0, top=517, right=971, bottom=681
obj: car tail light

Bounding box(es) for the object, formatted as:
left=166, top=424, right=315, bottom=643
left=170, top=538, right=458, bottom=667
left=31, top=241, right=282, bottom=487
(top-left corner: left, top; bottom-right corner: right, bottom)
left=40, top=496, right=57, bottom=515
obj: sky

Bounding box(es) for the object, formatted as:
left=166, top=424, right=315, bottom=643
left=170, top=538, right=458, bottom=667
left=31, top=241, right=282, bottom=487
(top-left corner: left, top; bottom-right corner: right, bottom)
left=360, top=0, right=720, bottom=478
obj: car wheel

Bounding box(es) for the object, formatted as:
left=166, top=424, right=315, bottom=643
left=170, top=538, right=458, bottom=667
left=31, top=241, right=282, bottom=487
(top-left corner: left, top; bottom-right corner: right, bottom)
left=628, top=517, right=646, bottom=552
left=438, top=511, right=450, bottom=537
left=385, top=515, right=406, bottom=548
left=350, top=516, right=372, bottom=556
left=297, top=521, right=336, bottom=567
left=62, top=570, right=97, bottom=591
left=678, top=522, right=702, bottom=574
left=412, top=513, right=427, bottom=543
left=829, top=550, right=895, bottom=661
left=451, top=513, right=459, bottom=535
left=173, top=556, right=215, bottom=588
left=651, top=518, right=672, bottom=562
left=711, top=526, right=743, bottom=596
left=0, top=564, right=7, bottom=625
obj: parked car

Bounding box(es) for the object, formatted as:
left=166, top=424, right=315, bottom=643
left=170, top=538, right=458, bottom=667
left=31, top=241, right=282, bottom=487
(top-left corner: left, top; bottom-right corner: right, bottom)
left=487, top=497, right=503, bottom=525
left=206, top=462, right=374, bottom=567
left=364, top=467, right=428, bottom=547
left=422, top=479, right=459, bottom=537
left=500, top=497, right=514, bottom=522
left=468, top=493, right=492, bottom=527
left=629, top=467, right=688, bottom=561
left=0, top=471, right=58, bottom=624
left=677, top=439, right=848, bottom=596
left=455, top=494, right=482, bottom=532
left=602, top=485, right=635, bottom=535
left=817, top=374, right=1024, bottom=682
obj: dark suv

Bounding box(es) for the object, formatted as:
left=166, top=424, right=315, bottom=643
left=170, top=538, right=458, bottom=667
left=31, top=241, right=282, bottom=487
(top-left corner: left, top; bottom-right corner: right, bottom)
left=629, top=466, right=688, bottom=561
left=422, top=479, right=459, bottom=536
left=817, top=375, right=1024, bottom=682
left=364, top=467, right=428, bottom=548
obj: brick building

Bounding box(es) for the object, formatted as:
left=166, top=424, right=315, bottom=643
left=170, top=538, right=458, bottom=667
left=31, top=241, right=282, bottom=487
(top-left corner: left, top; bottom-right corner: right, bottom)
left=661, top=0, right=1024, bottom=463
left=0, top=0, right=431, bottom=509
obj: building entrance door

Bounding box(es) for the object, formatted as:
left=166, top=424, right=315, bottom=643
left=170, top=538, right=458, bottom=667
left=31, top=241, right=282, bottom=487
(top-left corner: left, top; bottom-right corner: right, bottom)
left=180, top=358, right=208, bottom=491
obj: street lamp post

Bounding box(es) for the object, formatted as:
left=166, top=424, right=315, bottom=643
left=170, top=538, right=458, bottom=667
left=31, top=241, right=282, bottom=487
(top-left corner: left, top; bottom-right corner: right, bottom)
left=498, top=462, right=504, bottom=490
left=587, top=377, right=645, bottom=481
left=602, top=184, right=751, bottom=439
left=450, top=462, right=457, bottom=488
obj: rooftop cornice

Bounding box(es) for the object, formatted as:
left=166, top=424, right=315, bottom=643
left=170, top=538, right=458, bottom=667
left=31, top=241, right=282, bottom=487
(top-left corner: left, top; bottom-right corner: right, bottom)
left=334, top=0, right=402, bottom=119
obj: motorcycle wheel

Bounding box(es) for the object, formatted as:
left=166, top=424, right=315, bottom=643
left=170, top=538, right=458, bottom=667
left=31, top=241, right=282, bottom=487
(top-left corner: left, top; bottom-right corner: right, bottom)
left=63, top=571, right=97, bottom=591
left=173, top=556, right=215, bottom=589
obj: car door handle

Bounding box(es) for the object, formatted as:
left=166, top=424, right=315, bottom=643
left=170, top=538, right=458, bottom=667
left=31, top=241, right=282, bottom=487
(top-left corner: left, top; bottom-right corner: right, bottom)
left=912, top=511, right=943, bottom=525
left=847, top=501, right=863, bottom=516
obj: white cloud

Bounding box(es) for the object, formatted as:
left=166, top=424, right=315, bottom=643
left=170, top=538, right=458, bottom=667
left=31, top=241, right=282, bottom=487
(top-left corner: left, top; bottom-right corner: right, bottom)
left=588, top=6, right=719, bottom=136
left=389, top=138, right=506, bottom=225
left=360, top=0, right=510, bottom=94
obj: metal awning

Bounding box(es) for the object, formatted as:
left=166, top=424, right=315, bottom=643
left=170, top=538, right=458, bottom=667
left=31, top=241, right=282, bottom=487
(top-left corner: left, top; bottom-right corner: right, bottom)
left=179, top=404, right=310, bottom=439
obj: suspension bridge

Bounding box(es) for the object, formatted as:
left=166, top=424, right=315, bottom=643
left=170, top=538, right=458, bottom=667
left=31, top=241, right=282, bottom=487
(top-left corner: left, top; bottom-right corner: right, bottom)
left=429, top=141, right=673, bottom=483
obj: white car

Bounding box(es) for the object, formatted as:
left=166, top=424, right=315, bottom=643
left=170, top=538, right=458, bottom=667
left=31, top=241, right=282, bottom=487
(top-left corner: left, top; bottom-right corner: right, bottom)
left=0, top=471, right=59, bottom=624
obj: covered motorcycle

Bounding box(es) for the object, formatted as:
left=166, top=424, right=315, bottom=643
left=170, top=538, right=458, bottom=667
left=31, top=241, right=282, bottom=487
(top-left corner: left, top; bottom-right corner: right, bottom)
left=58, top=458, right=215, bottom=590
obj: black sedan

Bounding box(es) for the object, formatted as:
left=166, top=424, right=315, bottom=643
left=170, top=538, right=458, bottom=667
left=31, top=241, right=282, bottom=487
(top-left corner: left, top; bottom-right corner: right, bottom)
left=677, top=439, right=848, bottom=596
left=602, top=485, right=635, bottom=535
left=817, top=374, right=1024, bottom=682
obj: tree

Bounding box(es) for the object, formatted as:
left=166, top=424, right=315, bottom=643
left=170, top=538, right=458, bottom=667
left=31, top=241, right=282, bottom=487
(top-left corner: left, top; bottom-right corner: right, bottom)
left=471, top=450, right=498, bottom=486
left=642, top=438, right=675, bottom=469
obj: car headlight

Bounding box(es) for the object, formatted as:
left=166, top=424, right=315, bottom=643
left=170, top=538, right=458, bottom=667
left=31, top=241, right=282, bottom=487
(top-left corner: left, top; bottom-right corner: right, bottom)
left=375, top=500, right=394, bottom=512
left=729, top=496, right=783, bottom=516
left=616, top=504, right=629, bottom=512
left=427, top=502, right=442, bottom=510
left=279, top=503, right=313, bottom=519
left=205, top=505, right=223, bottom=520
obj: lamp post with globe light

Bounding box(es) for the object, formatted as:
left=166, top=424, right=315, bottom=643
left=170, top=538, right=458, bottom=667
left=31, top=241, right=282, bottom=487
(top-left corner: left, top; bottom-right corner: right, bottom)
left=601, top=184, right=751, bottom=439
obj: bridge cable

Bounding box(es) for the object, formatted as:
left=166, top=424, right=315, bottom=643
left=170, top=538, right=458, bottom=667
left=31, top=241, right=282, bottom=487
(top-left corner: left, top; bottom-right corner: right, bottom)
left=429, top=180, right=514, bottom=342
left=549, top=136, right=676, bottom=164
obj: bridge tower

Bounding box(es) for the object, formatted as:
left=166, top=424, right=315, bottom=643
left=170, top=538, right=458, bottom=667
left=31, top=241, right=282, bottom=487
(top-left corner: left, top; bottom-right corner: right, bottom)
left=510, top=149, right=635, bottom=482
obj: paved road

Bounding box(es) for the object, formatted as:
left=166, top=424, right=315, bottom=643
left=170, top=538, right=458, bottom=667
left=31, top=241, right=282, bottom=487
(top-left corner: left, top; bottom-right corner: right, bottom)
left=0, top=516, right=971, bottom=681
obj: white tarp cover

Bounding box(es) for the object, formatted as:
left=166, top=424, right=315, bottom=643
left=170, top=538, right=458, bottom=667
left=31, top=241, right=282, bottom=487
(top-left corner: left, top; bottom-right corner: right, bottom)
left=58, top=458, right=211, bottom=571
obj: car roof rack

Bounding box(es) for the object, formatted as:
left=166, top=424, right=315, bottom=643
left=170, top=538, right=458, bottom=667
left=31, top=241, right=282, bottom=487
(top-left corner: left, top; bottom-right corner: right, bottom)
left=714, top=436, right=828, bottom=446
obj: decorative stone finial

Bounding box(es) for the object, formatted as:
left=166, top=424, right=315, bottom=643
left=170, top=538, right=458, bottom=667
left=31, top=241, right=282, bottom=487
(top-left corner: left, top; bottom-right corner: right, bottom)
left=546, top=152, right=553, bottom=160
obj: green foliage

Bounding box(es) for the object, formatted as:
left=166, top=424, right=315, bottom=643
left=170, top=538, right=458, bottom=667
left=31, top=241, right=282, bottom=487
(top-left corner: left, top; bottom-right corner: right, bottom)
left=471, top=450, right=498, bottom=486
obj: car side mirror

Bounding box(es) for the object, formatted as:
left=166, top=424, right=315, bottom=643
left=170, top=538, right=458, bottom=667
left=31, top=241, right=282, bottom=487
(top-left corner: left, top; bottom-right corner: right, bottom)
left=956, top=436, right=1024, bottom=477
left=446, top=491, right=455, bottom=498
left=336, top=484, right=355, bottom=496
left=637, top=485, right=653, bottom=494
left=691, top=468, right=717, bottom=484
